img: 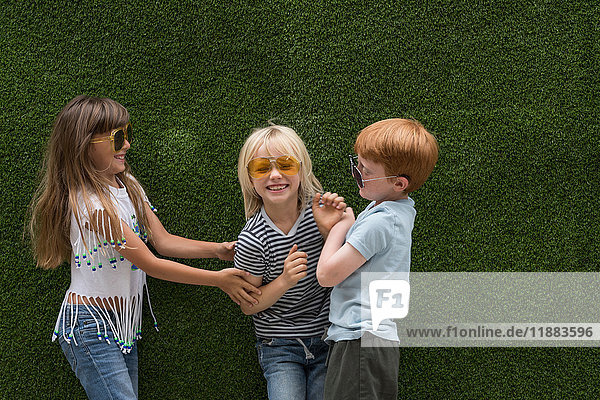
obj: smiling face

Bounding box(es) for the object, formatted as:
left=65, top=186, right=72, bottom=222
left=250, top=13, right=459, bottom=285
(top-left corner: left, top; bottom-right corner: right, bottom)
left=250, top=144, right=301, bottom=212
left=356, top=155, right=408, bottom=205
left=89, top=128, right=131, bottom=187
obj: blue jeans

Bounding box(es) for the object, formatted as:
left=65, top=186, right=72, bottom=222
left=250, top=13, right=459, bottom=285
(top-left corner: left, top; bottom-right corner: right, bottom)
left=57, top=305, right=139, bottom=400
left=256, top=337, right=328, bottom=400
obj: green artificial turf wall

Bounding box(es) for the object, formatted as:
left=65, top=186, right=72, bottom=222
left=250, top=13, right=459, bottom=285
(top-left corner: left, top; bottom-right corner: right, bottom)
left=1, top=0, right=599, bottom=398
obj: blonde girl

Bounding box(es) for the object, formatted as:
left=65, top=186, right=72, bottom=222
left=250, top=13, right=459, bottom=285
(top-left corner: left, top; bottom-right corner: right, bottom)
left=29, top=95, right=259, bottom=400
left=234, top=125, right=345, bottom=400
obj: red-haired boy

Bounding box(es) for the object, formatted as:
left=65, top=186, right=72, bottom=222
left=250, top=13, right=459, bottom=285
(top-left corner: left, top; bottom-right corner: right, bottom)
left=317, top=118, right=439, bottom=399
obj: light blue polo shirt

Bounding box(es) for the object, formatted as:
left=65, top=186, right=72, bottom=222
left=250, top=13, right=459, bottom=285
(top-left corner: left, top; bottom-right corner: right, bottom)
left=326, top=198, right=416, bottom=343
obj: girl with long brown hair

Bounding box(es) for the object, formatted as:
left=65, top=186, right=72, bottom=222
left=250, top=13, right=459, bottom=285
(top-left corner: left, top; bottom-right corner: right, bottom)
left=29, top=95, right=260, bottom=399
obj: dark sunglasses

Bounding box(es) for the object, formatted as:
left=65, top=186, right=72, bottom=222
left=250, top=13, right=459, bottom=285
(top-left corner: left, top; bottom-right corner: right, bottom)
left=349, top=155, right=409, bottom=188
left=90, top=123, right=133, bottom=153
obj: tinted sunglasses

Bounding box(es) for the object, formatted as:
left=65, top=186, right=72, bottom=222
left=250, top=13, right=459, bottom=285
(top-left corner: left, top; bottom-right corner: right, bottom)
left=349, top=155, right=409, bottom=188
left=90, top=123, right=133, bottom=153
left=247, top=155, right=301, bottom=179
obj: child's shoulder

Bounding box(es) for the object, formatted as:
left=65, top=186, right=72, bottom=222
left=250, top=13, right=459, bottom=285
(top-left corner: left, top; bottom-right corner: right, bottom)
left=239, top=210, right=267, bottom=235
left=237, top=213, right=269, bottom=255
left=124, top=173, right=146, bottom=191
left=357, top=200, right=415, bottom=232
left=74, top=188, right=102, bottom=211
left=372, top=198, right=415, bottom=218
left=73, top=184, right=125, bottom=217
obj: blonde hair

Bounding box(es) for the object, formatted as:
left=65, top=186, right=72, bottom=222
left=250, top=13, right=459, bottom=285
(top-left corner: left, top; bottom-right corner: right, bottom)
left=29, top=95, right=153, bottom=269
left=355, top=118, right=439, bottom=193
left=237, top=125, right=322, bottom=219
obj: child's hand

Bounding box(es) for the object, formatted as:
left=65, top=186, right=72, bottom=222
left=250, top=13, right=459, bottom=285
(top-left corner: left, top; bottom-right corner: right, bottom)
left=312, top=192, right=347, bottom=239
left=216, top=268, right=261, bottom=307
left=281, top=244, right=308, bottom=288
left=216, top=241, right=236, bottom=261
left=333, top=207, right=355, bottom=233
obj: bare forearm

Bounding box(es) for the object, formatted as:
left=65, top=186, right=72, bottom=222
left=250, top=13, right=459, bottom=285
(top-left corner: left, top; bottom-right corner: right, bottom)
left=143, top=257, right=219, bottom=286
left=240, top=276, right=291, bottom=315
left=154, top=234, right=220, bottom=259
left=317, top=225, right=349, bottom=286
left=319, top=225, right=346, bottom=267
left=316, top=224, right=329, bottom=240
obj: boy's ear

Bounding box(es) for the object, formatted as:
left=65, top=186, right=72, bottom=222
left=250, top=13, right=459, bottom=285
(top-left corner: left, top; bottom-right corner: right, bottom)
left=393, top=176, right=409, bottom=192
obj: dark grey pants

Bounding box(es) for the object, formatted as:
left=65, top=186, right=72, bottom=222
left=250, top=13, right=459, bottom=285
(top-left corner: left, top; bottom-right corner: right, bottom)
left=324, top=332, right=400, bottom=400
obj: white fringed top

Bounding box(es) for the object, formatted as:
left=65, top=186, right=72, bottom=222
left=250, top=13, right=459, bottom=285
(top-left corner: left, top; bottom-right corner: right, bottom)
left=52, top=179, right=157, bottom=353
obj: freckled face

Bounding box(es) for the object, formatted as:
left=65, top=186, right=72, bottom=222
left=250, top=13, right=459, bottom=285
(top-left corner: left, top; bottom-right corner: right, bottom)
left=356, top=155, right=398, bottom=204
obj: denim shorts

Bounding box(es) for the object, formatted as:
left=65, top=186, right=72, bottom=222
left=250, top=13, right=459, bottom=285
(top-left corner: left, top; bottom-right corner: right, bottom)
left=57, top=305, right=139, bottom=400
left=256, top=336, right=329, bottom=400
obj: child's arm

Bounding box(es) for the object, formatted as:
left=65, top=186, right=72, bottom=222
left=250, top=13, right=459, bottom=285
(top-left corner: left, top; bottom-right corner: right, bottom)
left=316, top=207, right=367, bottom=287
left=144, top=203, right=235, bottom=260
left=312, top=192, right=346, bottom=239
left=238, top=244, right=307, bottom=315
left=109, top=216, right=261, bottom=307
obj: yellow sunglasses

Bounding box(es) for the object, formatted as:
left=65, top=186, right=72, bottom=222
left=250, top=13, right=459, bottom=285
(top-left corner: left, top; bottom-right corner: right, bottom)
left=90, top=123, right=133, bottom=153
left=247, top=155, right=301, bottom=179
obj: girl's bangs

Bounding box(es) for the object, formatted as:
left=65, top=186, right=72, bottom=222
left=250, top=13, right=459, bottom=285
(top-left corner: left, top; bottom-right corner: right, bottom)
left=99, top=101, right=129, bottom=133
left=262, top=133, right=303, bottom=162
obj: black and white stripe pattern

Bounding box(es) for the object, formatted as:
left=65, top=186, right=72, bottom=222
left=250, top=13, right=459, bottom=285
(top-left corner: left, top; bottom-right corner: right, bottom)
left=235, top=206, right=331, bottom=338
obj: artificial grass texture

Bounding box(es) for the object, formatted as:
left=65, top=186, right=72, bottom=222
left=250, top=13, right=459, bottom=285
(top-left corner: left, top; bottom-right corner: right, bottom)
left=1, top=0, right=599, bottom=398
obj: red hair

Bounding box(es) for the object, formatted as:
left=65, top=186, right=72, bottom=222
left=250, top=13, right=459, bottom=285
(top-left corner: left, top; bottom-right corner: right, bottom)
left=354, top=118, right=438, bottom=192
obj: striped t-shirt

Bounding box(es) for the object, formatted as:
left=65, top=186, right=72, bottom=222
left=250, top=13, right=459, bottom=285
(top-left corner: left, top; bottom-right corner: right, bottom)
left=234, top=205, right=331, bottom=338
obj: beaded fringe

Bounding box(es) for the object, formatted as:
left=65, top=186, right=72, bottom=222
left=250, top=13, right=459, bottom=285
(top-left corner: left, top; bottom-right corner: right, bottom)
left=51, top=289, right=159, bottom=354
left=72, top=209, right=152, bottom=271
left=53, top=206, right=159, bottom=353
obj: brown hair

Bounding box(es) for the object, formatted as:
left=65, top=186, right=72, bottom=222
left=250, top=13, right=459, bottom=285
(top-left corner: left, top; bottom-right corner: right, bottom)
left=29, top=95, right=152, bottom=269
left=354, top=118, right=439, bottom=192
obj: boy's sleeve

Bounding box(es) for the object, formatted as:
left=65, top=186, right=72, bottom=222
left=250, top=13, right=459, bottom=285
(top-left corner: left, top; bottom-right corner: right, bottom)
left=234, top=230, right=265, bottom=277
left=346, top=211, right=393, bottom=261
